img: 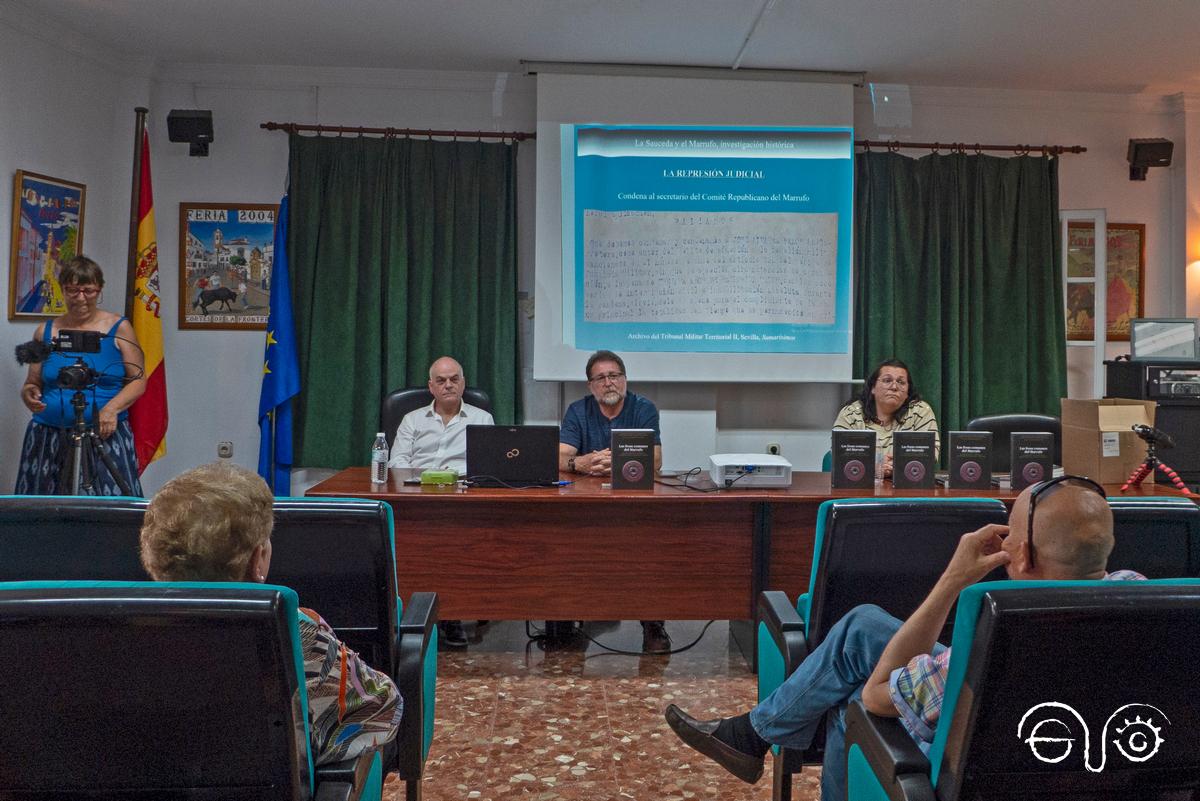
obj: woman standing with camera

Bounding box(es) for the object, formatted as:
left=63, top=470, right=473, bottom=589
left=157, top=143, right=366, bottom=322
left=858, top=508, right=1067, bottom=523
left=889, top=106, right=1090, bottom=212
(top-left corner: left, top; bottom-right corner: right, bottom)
left=16, top=256, right=146, bottom=495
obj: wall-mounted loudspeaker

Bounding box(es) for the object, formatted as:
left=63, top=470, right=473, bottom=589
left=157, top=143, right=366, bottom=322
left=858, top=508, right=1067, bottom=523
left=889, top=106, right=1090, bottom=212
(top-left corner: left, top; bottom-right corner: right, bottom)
left=167, top=109, right=214, bottom=157
left=1128, top=137, right=1172, bottom=180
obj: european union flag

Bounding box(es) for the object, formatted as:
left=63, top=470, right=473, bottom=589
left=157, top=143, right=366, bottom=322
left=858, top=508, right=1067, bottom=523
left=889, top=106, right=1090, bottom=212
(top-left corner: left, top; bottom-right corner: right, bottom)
left=258, top=194, right=301, bottom=494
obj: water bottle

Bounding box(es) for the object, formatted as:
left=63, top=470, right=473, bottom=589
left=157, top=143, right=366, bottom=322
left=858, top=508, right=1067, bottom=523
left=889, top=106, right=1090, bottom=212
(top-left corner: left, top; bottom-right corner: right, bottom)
left=371, top=432, right=389, bottom=485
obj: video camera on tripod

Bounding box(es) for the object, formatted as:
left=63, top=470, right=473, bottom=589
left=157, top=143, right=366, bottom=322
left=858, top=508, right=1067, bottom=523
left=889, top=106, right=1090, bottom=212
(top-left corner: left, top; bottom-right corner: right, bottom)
left=14, top=329, right=132, bottom=496
left=15, top=329, right=103, bottom=390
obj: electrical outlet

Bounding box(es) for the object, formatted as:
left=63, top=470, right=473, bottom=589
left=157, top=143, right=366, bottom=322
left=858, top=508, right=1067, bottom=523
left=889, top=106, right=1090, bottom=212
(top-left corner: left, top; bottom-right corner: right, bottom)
left=217, top=441, right=233, bottom=459
left=767, top=442, right=781, bottom=456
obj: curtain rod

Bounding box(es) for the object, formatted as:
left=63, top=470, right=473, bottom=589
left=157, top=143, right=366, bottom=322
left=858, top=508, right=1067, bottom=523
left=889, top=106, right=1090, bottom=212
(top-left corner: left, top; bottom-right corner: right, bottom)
left=856, top=139, right=1086, bottom=156
left=260, top=121, right=535, bottom=141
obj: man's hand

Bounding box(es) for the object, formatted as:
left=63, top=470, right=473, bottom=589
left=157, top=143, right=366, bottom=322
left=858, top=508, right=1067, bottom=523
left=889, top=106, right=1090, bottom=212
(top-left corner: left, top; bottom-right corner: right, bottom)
left=583, top=448, right=612, bottom=476
left=939, top=524, right=1011, bottom=593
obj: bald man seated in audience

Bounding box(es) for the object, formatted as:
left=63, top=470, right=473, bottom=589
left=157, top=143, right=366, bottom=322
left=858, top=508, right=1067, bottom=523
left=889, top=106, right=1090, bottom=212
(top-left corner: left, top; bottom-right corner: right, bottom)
left=665, top=476, right=1143, bottom=801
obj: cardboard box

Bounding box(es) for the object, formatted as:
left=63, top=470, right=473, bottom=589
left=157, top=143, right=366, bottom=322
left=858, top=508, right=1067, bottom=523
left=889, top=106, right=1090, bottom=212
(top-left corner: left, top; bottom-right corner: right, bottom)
left=1061, top=398, right=1156, bottom=484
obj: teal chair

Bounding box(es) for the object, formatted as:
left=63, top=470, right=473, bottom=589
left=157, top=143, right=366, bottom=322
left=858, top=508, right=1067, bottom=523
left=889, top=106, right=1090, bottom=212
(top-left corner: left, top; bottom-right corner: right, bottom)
left=0, top=580, right=386, bottom=800
left=821, top=450, right=832, bottom=471
left=1107, top=496, right=1200, bottom=577
left=846, top=579, right=1200, bottom=801
left=0, top=495, right=437, bottom=800
left=757, top=497, right=1009, bottom=801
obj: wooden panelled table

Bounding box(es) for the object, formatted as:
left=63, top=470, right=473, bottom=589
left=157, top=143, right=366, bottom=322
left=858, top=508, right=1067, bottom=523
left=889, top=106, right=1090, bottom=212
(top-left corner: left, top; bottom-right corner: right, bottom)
left=306, top=468, right=1187, bottom=622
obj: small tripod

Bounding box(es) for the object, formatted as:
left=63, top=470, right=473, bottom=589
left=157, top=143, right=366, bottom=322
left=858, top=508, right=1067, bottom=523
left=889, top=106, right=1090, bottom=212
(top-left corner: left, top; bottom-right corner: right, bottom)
left=1120, top=432, right=1192, bottom=495
left=58, top=389, right=132, bottom=496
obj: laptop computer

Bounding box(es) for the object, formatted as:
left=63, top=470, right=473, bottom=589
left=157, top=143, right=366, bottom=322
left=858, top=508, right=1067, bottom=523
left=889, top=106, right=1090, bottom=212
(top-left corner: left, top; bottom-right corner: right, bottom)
left=465, top=424, right=560, bottom=487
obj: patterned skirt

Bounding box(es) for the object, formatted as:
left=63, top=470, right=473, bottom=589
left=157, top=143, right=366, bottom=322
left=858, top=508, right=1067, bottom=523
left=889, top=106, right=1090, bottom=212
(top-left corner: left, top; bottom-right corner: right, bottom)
left=14, top=419, right=144, bottom=497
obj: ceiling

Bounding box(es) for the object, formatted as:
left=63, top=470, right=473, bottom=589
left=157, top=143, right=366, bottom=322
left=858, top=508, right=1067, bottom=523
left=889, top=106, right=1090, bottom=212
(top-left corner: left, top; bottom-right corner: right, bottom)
left=13, top=0, right=1200, bottom=95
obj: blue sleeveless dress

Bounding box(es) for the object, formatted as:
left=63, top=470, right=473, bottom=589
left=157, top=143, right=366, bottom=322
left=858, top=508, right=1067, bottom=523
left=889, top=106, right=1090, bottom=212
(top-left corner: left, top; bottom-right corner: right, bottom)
left=14, top=317, right=144, bottom=496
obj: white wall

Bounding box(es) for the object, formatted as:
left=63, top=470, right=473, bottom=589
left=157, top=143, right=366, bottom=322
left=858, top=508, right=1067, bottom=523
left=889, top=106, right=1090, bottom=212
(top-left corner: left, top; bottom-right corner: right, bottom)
left=0, top=9, right=151, bottom=492
left=1, top=8, right=1189, bottom=490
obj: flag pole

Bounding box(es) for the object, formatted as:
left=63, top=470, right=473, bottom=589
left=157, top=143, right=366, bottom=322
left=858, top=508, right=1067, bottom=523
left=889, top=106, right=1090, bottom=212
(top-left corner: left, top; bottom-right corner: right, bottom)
left=267, top=408, right=276, bottom=492
left=125, top=107, right=148, bottom=318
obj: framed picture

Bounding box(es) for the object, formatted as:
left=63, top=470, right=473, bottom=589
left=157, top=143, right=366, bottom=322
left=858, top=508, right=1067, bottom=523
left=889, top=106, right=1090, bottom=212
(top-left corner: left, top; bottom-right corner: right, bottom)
left=179, top=202, right=278, bottom=330
left=8, top=170, right=86, bottom=320
left=1065, top=222, right=1145, bottom=341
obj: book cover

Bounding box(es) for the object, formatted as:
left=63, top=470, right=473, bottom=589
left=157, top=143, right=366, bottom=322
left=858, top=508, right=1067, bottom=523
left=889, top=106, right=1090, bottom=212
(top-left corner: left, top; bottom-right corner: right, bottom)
left=892, top=431, right=937, bottom=489
left=611, top=428, right=655, bottom=489
left=948, top=431, right=993, bottom=489
left=831, top=430, right=877, bottom=489
left=1010, top=431, right=1055, bottom=490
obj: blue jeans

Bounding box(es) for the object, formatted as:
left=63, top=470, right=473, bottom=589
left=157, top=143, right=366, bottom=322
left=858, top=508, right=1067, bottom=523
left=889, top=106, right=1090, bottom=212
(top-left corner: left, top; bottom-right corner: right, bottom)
left=749, top=604, right=902, bottom=801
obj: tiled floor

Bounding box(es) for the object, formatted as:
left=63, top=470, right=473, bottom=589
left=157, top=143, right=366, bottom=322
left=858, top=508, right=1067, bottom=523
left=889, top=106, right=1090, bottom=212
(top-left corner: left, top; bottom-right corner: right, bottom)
left=385, top=620, right=822, bottom=801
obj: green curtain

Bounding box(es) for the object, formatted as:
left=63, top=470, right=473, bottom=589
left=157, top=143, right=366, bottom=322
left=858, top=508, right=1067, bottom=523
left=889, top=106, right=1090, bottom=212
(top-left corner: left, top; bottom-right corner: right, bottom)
left=287, top=133, right=520, bottom=469
left=853, top=151, right=1065, bottom=436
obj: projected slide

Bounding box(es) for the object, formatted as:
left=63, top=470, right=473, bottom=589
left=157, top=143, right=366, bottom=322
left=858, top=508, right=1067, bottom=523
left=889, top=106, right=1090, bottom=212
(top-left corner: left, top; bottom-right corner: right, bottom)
left=564, top=125, right=853, bottom=354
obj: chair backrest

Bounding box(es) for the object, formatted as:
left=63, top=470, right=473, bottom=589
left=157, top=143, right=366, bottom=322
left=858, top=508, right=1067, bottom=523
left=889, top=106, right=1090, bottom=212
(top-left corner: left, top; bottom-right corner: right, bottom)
left=1108, top=497, right=1200, bottom=578
left=932, top=579, right=1200, bottom=801
left=0, top=581, right=311, bottom=800
left=965, top=413, right=1061, bottom=472
left=269, top=499, right=399, bottom=669
left=381, top=386, right=493, bottom=449
left=0, top=495, right=399, bottom=675
left=0, top=496, right=149, bottom=580
left=804, top=498, right=1009, bottom=647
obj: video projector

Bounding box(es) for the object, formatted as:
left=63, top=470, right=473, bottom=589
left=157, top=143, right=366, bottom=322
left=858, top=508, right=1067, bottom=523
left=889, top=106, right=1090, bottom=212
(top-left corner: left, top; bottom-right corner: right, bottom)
left=709, top=453, right=793, bottom=488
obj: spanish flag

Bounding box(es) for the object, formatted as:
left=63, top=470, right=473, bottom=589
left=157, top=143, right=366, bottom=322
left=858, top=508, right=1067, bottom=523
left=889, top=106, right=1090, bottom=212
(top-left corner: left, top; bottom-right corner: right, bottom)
left=128, top=125, right=168, bottom=472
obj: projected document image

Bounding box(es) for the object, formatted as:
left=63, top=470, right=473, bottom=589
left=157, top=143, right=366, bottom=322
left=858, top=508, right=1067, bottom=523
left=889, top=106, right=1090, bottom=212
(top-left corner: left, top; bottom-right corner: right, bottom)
left=565, top=125, right=853, bottom=354
left=582, top=210, right=836, bottom=325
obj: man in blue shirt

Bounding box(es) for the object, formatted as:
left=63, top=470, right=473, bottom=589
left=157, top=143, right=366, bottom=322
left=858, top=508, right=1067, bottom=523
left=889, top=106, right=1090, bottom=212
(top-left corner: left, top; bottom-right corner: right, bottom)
left=558, top=350, right=667, bottom=649
left=558, top=350, right=662, bottom=476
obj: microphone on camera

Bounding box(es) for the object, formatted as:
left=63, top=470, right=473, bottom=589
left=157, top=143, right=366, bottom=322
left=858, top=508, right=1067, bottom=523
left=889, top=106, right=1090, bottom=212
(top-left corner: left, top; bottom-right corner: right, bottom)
left=1132, top=424, right=1176, bottom=449
left=14, top=340, right=51, bottom=365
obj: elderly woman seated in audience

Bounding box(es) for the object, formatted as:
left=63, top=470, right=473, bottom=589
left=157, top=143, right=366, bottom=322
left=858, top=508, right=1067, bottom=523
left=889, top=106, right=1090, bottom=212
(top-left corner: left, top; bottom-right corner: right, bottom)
left=139, top=462, right=401, bottom=764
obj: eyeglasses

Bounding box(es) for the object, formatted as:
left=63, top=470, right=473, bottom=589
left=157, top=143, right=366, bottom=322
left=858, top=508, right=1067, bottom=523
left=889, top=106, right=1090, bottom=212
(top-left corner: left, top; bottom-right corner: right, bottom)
left=64, top=286, right=100, bottom=297
left=877, top=377, right=908, bottom=388
left=1025, top=475, right=1106, bottom=568
left=588, top=372, right=625, bottom=385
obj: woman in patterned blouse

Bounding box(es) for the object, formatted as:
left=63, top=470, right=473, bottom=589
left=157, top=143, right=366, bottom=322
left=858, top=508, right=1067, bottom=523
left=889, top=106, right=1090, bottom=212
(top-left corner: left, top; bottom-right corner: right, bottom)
left=833, top=358, right=940, bottom=477
left=139, top=462, right=402, bottom=765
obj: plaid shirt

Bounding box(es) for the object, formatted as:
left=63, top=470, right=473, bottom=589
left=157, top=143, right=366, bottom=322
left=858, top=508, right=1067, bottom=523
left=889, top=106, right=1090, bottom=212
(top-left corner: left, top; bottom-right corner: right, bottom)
left=887, top=570, right=1146, bottom=751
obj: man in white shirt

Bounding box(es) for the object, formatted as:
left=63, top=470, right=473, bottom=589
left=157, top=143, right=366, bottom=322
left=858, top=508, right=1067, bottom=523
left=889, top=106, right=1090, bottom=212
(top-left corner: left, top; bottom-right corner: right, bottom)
left=388, top=356, right=493, bottom=475
left=387, top=355, right=493, bottom=649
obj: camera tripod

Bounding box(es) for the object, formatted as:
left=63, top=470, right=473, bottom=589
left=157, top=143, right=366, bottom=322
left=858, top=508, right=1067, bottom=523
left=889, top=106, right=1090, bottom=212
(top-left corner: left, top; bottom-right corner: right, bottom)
left=1119, top=434, right=1192, bottom=495
left=58, top=389, right=132, bottom=496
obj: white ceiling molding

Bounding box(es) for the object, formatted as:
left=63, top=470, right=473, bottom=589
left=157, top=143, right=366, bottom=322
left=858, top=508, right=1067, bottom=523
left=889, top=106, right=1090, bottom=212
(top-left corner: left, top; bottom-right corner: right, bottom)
left=153, top=63, right=531, bottom=94
left=854, top=84, right=1180, bottom=117
left=521, top=60, right=864, bottom=85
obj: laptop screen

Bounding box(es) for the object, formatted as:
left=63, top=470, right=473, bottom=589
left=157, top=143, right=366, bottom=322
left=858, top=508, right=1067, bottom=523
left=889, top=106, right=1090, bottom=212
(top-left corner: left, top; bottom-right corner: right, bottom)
left=465, top=425, right=560, bottom=486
